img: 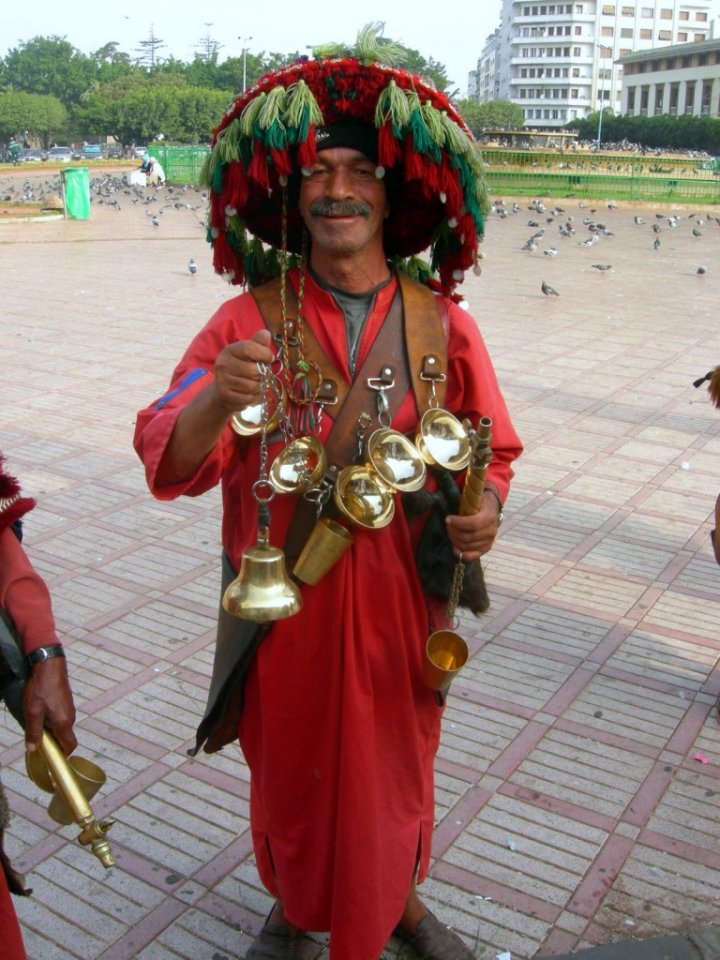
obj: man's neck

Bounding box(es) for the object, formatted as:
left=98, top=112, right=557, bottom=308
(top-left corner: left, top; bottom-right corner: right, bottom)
left=308, top=250, right=391, bottom=294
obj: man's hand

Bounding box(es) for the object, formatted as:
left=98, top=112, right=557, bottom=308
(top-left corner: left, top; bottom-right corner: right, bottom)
left=23, top=656, right=77, bottom=755
left=211, top=329, right=275, bottom=414
left=445, top=489, right=502, bottom=562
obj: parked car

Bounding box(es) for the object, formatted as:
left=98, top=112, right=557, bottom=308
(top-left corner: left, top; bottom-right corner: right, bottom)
left=47, top=146, right=73, bottom=162
left=18, top=148, right=46, bottom=162
left=81, top=143, right=103, bottom=159
left=133, top=145, right=148, bottom=158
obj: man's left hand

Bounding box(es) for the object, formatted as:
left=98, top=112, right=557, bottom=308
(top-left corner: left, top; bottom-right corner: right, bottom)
left=23, top=657, right=77, bottom=755
left=445, top=489, right=502, bottom=562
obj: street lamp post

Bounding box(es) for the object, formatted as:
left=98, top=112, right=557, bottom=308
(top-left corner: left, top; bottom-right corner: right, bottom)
left=238, top=35, right=253, bottom=93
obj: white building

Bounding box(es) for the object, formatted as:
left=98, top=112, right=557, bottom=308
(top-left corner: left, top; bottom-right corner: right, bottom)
left=472, top=0, right=720, bottom=127
left=619, top=36, right=720, bottom=113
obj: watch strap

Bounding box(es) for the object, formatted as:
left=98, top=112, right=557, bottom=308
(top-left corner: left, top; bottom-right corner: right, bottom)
left=26, top=644, right=65, bottom=666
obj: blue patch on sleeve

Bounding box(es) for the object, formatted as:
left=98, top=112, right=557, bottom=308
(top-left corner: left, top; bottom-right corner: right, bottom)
left=154, top=368, right=209, bottom=409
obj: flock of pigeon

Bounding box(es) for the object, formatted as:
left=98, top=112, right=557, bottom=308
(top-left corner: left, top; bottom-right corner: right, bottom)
left=489, top=195, right=714, bottom=296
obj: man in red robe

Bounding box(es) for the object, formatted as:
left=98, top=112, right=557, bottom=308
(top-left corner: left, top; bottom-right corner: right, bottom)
left=135, top=31, right=522, bottom=960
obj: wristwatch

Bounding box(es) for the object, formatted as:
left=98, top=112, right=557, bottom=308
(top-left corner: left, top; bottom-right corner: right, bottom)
left=26, top=644, right=66, bottom=666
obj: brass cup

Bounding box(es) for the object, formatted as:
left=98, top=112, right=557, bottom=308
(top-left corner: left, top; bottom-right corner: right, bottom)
left=367, top=428, right=427, bottom=493
left=26, top=750, right=108, bottom=826
left=423, top=630, right=469, bottom=693
left=293, top=517, right=355, bottom=585
left=269, top=436, right=327, bottom=494
left=415, top=408, right=471, bottom=471
left=333, top=464, right=395, bottom=529
left=231, top=380, right=287, bottom=436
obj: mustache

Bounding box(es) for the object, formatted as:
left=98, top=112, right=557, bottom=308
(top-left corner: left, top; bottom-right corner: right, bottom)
left=307, top=199, right=371, bottom=218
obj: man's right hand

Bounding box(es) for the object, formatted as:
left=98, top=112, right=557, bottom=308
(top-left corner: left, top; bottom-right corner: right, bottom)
left=212, top=329, right=275, bottom=414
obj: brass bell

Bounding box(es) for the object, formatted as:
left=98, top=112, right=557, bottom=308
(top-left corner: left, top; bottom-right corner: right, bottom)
left=223, top=540, right=302, bottom=622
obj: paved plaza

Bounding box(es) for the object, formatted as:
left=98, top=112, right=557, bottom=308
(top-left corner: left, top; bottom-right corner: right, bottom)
left=1, top=173, right=720, bottom=959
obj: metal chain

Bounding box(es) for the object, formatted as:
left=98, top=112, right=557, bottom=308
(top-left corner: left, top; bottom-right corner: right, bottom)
left=447, top=558, right=464, bottom=622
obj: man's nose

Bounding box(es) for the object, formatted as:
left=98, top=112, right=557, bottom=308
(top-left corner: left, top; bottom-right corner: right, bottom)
left=324, top=166, right=354, bottom=198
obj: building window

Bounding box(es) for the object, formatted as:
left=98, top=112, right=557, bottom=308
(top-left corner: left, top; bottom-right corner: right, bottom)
left=659, top=8, right=672, bottom=18
left=685, top=81, right=695, bottom=113
left=658, top=30, right=672, bottom=40
left=601, top=26, right=614, bottom=36
left=574, top=25, right=582, bottom=34
left=677, top=32, right=688, bottom=41
left=678, top=10, right=689, bottom=19
left=602, top=4, right=616, bottom=12
left=627, top=87, right=636, bottom=113
left=640, top=28, right=652, bottom=38
left=694, top=34, right=706, bottom=42
left=701, top=79, right=712, bottom=114
left=697, top=11, right=708, bottom=20
left=641, top=6, right=653, bottom=15
left=655, top=84, right=664, bottom=114
left=621, top=28, right=633, bottom=37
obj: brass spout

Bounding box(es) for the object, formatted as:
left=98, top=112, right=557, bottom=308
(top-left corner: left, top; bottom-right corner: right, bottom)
left=27, top=732, right=116, bottom=869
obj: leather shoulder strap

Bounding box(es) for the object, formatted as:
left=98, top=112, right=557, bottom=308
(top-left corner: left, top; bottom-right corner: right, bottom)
left=396, top=272, right=448, bottom=413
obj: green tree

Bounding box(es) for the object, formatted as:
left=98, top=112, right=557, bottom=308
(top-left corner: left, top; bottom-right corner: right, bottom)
left=2, top=36, right=95, bottom=110
left=0, top=91, right=68, bottom=145
left=457, top=99, right=525, bottom=134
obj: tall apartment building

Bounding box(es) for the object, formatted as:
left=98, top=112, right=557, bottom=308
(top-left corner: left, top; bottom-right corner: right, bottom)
left=472, top=0, right=719, bottom=128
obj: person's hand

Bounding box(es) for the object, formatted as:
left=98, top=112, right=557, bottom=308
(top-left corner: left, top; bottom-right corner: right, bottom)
left=211, top=329, right=275, bottom=413
left=22, top=656, right=77, bottom=755
left=445, top=489, right=502, bottom=563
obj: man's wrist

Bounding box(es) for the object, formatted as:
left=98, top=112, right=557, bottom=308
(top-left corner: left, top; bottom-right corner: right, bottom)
left=484, top=487, right=504, bottom=525
left=26, top=644, right=65, bottom=666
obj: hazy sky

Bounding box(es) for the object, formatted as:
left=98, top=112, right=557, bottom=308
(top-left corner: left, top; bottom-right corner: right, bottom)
left=3, top=2, right=503, bottom=94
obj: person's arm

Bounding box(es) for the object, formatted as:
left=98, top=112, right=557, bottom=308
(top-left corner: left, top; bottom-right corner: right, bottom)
left=0, top=528, right=76, bottom=754
left=154, top=328, right=274, bottom=486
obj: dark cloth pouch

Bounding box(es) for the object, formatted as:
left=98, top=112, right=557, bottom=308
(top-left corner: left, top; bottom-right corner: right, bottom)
left=190, top=552, right=268, bottom=756
left=403, top=468, right=490, bottom=616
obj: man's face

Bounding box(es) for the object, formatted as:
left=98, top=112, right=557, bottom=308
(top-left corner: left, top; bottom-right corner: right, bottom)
left=298, top=147, right=389, bottom=259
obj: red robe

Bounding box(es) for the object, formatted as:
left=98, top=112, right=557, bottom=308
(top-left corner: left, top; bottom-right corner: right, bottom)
left=134, top=271, right=522, bottom=959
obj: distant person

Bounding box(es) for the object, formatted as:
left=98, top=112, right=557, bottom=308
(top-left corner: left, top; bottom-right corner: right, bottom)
left=140, top=155, right=166, bottom=185
left=7, top=138, right=19, bottom=165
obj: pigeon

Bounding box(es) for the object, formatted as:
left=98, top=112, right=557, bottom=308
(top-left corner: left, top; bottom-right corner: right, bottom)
left=653, top=237, right=661, bottom=250
left=693, top=227, right=702, bottom=238
left=634, top=215, right=645, bottom=225
left=541, top=281, right=559, bottom=296
left=697, top=265, right=707, bottom=275
left=592, top=264, right=612, bottom=271
left=188, top=258, right=198, bottom=275
left=544, top=247, right=558, bottom=256
left=151, top=215, right=159, bottom=226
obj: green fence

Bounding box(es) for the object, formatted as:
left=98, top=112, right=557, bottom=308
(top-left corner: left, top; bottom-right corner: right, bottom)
left=481, top=148, right=720, bottom=203
left=149, top=145, right=210, bottom=185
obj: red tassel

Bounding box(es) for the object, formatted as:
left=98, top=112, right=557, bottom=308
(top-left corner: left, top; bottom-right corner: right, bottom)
left=212, top=231, right=244, bottom=284
left=403, top=137, right=425, bottom=182
left=296, top=126, right=318, bottom=169
left=378, top=121, right=403, bottom=168
left=269, top=147, right=293, bottom=178
left=226, top=162, right=249, bottom=210
left=248, top=140, right=271, bottom=190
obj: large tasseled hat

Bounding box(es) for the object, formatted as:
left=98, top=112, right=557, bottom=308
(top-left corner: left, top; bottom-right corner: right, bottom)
left=0, top=455, right=35, bottom=534
left=201, top=23, right=488, bottom=294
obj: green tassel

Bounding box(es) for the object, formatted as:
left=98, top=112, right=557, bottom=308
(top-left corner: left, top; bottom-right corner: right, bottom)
left=215, top=118, right=244, bottom=165
left=285, top=80, right=324, bottom=144
left=407, top=92, right=439, bottom=160
left=257, top=86, right=288, bottom=149
left=375, top=79, right=411, bottom=134
left=239, top=91, right=268, bottom=137
left=211, top=157, right=225, bottom=195
left=199, top=150, right=216, bottom=189
left=420, top=102, right=445, bottom=150
left=393, top=254, right=433, bottom=285
left=311, top=22, right=408, bottom=67
left=438, top=110, right=472, bottom=159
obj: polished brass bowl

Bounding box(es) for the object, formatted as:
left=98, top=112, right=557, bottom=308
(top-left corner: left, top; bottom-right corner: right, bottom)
left=367, top=428, right=427, bottom=493
left=231, top=380, right=287, bottom=436
left=333, top=464, right=395, bottom=529
left=269, top=436, right=327, bottom=494
left=415, top=408, right=471, bottom=471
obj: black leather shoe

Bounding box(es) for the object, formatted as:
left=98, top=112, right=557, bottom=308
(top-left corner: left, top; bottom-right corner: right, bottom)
left=394, top=911, right=476, bottom=960
left=246, top=921, right=299, bottom=959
